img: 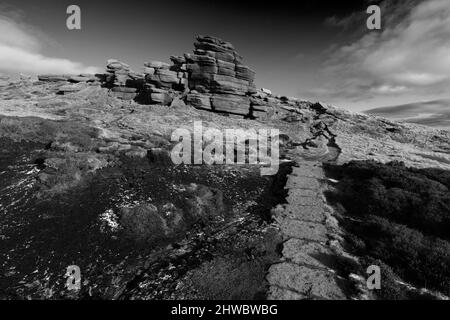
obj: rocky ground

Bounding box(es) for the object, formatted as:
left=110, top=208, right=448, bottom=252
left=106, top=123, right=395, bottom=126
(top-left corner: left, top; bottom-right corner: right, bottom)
left=1, top=37, right=449, bottom=300
left=1, top=78, right=448, bottom=300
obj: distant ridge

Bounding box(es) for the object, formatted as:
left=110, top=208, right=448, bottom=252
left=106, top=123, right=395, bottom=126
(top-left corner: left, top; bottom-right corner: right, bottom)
left=365, top=99, right=450, bottom=129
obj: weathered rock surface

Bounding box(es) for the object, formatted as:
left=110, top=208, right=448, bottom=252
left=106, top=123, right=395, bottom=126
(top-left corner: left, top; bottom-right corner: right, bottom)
left=186, top=92, right=212, bottom=110
left=33, top=35, right=309, bottom=119
left=211, top=94, right=250, bottom=115
left=184, top=35, right=256, bottom=115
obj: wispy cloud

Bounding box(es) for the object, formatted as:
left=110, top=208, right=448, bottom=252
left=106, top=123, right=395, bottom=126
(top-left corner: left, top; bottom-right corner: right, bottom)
left=0, top=12, right=100, bottom=75
left=310, top=0, right=450, bottom=110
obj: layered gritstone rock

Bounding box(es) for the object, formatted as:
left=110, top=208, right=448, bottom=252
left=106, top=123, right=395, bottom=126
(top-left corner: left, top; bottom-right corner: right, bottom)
left=35, top=35, right=314, bottom=120
left=105, top=59, right=144, bottom=100
left=141, top=57, right=189, bottom=104
left=38, top=75, right=71, bottom=82
left=184, top=35, right=256, bottom=116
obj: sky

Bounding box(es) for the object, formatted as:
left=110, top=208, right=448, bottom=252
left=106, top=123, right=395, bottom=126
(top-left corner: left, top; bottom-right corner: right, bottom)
left=0, top=0, right=449, bottom=113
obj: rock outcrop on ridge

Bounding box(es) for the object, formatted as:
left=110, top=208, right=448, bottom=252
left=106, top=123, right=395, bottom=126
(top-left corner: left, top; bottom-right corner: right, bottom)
left=104, top=59, right=144, bottom=101
left=35, top=35, right=307, bottom=120
left=183, top=35, right=256, bottom=115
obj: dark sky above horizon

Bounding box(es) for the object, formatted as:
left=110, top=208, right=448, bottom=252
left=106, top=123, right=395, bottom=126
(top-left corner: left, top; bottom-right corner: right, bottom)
left=1, top=0, right=449, bottom=111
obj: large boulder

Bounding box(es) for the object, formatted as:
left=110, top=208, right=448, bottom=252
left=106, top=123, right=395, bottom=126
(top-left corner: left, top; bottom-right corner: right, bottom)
left=235, top=65, right=255, bottom=82
left=196, top=35, right=235, bottom=50
left=186, top=54, right=217, bottom=66
left=38, top=74, right=70, bottom=82
left=192, top=49, right=217, bottom=59
left=187, top=64, right=218, bottom=79
left=186, top=93, right=212, bottom=110
left=69, top=75, right=96, bottom=83
left=155, top=69, right=178, bottom=83
left=151, top=91, right=173, bottom=105
left=183, top=183, right=228, bottom=224
left=216, top=59, right=235, bottom=71
left=111, top=86, right=138, bottom=93
left=106, top=59, right=130, bottom=72
left=215, top=51, right=236, bottom=63
left=194, top=41, right=234, bottom=54
left=119, top=204, right=168, bottom=242
left=210, top=74, right=253, bottom=95
left=217, top=59, right=236, bottom=77
left=211, top=94, right=251, bottom=115
left=170, top=55, right=186, bottom=65
left=145, top=74, right=174, bottom=89
left=144, top=67, right=155, bottom=75
left=184, top=35, right=257, bottom=103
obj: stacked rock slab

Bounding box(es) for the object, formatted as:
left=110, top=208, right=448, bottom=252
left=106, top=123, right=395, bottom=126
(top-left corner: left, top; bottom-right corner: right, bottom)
left=142, top=59, right=188, bottom=104
left=169, top=55, right=189, bottom=92
left=184, top=35, right=256, bottom=116
left=106, top=59, right=144, bottom=100
left=38, top=74, right=102, bottom=84
left=67, top=74, right=99, bottom=83
left=250, top=91, right=276, bottom=120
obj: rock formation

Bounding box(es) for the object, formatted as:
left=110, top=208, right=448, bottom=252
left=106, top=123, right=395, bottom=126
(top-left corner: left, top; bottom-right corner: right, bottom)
left=141, top=59, right=186, bottom=104
left=36, top=35, right=311, bottom=120
left=183, top=35, right=256, bottom=116
left=105, top=59, right=144, bottom=100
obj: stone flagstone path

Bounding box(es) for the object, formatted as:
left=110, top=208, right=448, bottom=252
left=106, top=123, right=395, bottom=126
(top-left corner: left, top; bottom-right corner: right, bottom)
left=266, top=161, right=351, bottom=300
